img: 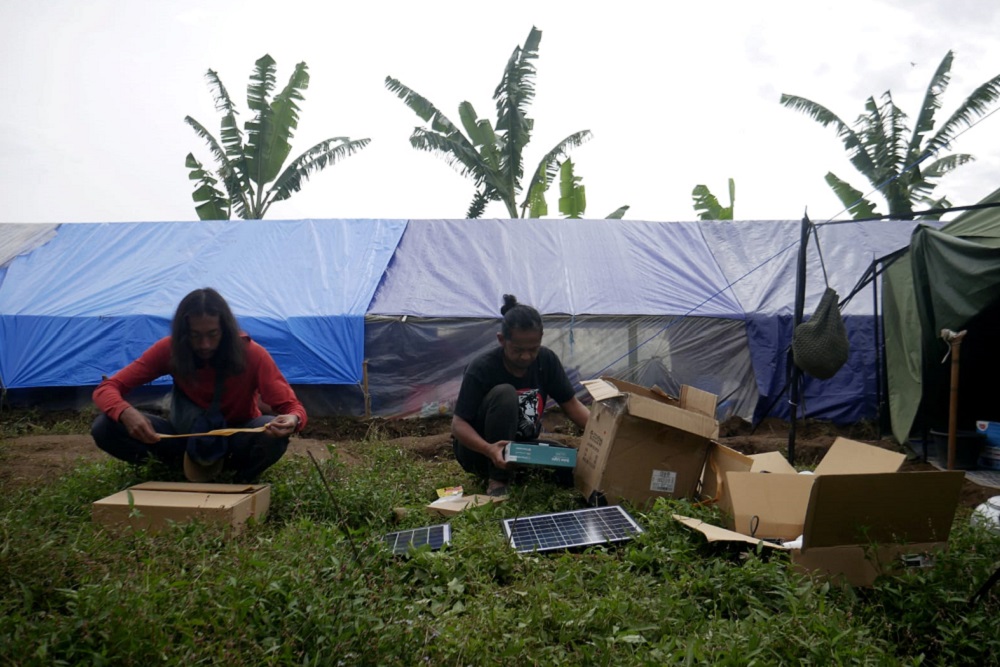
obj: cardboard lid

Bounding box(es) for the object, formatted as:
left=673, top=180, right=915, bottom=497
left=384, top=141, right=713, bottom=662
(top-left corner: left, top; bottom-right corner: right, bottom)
left=814, top=437, right=905, bottom=476
left=801, top=471, right=965, bottom=549
left=93, top=488, right=260, bottom=510
left=128, top=482, right=265, bottom=493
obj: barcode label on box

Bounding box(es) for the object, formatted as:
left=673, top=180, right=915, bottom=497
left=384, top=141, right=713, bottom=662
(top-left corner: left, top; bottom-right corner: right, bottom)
left=649, top=470, right=677, bottom=493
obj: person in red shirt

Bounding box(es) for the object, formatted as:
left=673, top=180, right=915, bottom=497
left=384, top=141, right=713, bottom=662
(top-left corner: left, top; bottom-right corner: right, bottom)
left=91, top=288, right=307, bottom=483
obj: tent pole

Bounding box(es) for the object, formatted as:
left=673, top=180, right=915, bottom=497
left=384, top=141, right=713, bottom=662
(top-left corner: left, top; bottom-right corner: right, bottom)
left=362, top=359, right=372, bottom=419
left=788, top=214, right=811, bottom=465
left=872, top=258, right=883, bottom=440
left=942, top=329, right=967, bottom=470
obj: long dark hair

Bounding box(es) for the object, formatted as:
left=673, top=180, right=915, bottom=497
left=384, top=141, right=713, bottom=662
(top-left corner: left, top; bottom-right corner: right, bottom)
left=500, top=294, right=543, bottom=338
left=170, top=288, right=246, bottom=380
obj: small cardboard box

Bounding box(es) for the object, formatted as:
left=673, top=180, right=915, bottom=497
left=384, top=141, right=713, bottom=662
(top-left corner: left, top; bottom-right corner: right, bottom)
left=575, top=377, right=719, bottom=508
left=504, top=440, right=577, bottom=468
left=426, top=494, right=505, bottom=517
left=677, top=437, right=966, bottom=586
left=92, top=482, right=270, bottom=537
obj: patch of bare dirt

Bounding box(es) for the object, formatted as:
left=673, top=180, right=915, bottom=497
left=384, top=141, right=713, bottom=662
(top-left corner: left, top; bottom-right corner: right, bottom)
left=1, top=412, right=996, bottom=509
left=0, top=434, right=341, bottom=490
left=0, top=434, right=99, bottom=489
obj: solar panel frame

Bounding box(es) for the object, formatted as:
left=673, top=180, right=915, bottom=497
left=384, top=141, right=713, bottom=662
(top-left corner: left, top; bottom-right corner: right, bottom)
left=382, top=523, right=452, bottom=555
left=502, top=506, right=643, bottom=553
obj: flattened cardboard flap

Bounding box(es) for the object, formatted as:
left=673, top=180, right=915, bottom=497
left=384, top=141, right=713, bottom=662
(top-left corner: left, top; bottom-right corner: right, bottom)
left=814, top=437, right=905, bottom=476
left=605, top=376, right=681, bottom=403
left=581, top=378, right=625, bottom=403
left=583, top=377, right=679, bottom=406
left=673, top=515, right=789, bottom=550
left=801, top=471, right=964, bottom=549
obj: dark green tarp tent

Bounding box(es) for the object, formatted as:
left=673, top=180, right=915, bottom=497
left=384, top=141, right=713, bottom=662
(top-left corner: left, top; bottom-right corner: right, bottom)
left=885, top=187, right=1000, bottom=444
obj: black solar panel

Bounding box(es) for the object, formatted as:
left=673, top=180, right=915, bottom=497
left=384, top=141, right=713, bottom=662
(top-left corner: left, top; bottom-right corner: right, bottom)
left=502, top=506, right=643, bottom=553
left=382, top=523, right=451, bottom=555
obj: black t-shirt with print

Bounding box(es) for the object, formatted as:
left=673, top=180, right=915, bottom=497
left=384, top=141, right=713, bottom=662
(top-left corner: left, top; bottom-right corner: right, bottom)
left=454, top=346, right=575, bottom=440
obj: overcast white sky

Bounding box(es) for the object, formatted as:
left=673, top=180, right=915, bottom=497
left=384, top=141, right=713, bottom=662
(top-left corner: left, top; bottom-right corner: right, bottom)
left=2, top=0, right=998, bottom=225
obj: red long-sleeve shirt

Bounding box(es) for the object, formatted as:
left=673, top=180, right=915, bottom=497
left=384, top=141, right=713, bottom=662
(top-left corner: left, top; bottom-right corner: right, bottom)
left=93, top=335, right=307, bottom=431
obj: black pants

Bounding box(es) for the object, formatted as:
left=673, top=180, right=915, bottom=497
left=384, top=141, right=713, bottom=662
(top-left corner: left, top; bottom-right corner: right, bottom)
left=91, top=412, right=289, bottom=483
left=453, top=384, right=520, bottom=483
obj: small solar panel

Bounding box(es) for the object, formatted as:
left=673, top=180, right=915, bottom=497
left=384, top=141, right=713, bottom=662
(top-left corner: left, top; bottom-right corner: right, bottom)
left=382, top=523, right=451, bottom=555
left=502, top=506, right=643, bottom=553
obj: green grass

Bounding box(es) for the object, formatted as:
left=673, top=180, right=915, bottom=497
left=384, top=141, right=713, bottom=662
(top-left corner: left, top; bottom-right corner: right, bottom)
left=2, top=437, right=999, bottom=666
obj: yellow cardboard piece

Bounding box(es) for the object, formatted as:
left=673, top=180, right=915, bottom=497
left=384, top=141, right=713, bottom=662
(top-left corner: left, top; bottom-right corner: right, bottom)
left=425, top=494, right=504, bottom=517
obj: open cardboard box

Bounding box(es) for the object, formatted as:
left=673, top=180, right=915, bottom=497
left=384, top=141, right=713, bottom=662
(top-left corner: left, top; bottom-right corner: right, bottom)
left=677, top=437, right=966, bottom=586
left=574, top=377, right=719, bottom=508
left=92, top=481, right=270, bottom=537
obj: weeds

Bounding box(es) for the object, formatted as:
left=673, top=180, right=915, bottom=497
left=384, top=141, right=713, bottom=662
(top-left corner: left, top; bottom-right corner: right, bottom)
left=1, top=438, right=998, bottom=666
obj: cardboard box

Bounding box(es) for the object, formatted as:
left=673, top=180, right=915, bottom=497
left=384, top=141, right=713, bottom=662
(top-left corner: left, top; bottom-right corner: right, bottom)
left=425, top=494, right=505, bottom=517
left=575, top=378, right=719, bottom=508
left=677, top=437, right=966, bottom=586
left=504, top=440, right=577, bottom=468
left=92, top=482, right=270, bottom=537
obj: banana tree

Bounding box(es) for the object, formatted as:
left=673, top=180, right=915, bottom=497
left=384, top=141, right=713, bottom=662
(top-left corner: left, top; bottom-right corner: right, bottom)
left=386, top=27, right=593, bottom=219
left=185, top=54, right=370, bottom=220
left=692, top=178, right=735, bottom=220
left=527, top=158, right=629, bottom=219
left=781, top=51, right=1000, bottom=219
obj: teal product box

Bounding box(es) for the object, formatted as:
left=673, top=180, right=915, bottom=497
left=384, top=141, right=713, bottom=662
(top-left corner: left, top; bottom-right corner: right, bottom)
left=504, top=440, right=577, bottom=468
left=976, top=421, right=1000, bottom=471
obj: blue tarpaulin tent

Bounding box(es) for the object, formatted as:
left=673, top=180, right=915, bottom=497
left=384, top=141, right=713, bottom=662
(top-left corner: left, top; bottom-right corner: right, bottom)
left=365, top=218, right=925, bottom=423
left=0, top=219, right=406, bottom=389
left=0, top=217, right=926, bottom=425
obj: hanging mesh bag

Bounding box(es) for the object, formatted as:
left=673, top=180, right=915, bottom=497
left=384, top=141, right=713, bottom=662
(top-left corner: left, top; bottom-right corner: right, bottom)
left=792, top=287, right=850, bottom=380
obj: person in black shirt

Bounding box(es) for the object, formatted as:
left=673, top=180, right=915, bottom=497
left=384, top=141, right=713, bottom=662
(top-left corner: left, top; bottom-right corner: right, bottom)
left=451, top=294, right=590, bottom=496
